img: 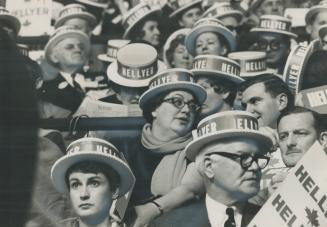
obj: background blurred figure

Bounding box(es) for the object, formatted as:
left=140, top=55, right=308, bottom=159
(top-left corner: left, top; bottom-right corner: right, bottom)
left=163, top=28, right=194, bottom=69
left=0, top=27, right=38, bottom=227
left=306, top=1, right=327, bottom=41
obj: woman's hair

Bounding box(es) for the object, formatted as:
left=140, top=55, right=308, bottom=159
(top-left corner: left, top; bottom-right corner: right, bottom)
left=166, top=34, right=186, bottom=67
left=65, top=161, right=120, bottom=193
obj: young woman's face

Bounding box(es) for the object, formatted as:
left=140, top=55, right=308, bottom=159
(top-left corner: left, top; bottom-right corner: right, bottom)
left=171, top=43, right=193, bottom=69
left=69, top=172, right=112, bottom=223
left=141, top=20, right=160, bottom=47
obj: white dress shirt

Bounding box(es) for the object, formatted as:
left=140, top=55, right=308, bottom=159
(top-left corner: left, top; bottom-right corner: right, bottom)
left=205, top=194, right=243, bottom=227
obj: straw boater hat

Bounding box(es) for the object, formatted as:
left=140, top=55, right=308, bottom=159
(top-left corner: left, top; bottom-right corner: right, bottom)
left=98, top=39, right=130, bottom=62
left=44, top=26, right=91, bottom=65
left=185, top=18, right=237, bottom=56
left=185, top=111, right=273, bottom=161
left=106, top=43, right=166, bottom=87
left=163, top=28, right=191, bottom=68
left=202, top=2, right=244, bottom=24
left=0, top=7, right=21, bottom=34
left=251, top=15, right=297, bottom=39
left=54, top=4, right=97, bottom=29
left=139, top=68, right=206, bottom=109
left=51, top=137, right=135, bottom=197
left=191, top=55, right=244, bottom=84
left=76, top=0, right=109, bottom=8
left=319, top=24, right=327, bottom=41
left=305, top=0, right=327, bottom=24
left=122, top=3, right=161, bottom=39
left=169, top=0, right=202, bottom=19
left=228, top=51, right=275, bottom=78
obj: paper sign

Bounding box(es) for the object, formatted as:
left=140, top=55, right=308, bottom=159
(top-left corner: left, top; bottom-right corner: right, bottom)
left=6, top=0, right=52, bottom=36
left=283, top=40, right=322, bottom=94
left=249, top=141, right=327, bottom=227
left=300, top=85, right=327, bottom=114
left=74, top=97, right=143, bottom=117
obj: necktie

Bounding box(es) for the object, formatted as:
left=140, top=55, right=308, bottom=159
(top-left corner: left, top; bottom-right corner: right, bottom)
left=224, top=207, right=236, bottom=227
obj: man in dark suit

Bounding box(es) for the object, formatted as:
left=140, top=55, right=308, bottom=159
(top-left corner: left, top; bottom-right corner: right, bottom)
left=185, top=111, right=273, bottom=227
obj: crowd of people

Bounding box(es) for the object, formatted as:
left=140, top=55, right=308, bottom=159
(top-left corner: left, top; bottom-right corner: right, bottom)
left=2, top=0, right=327, bottom=226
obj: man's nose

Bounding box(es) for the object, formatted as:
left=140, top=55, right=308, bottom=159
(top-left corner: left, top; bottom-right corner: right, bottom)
left=286, top=134, right=296, bottom=147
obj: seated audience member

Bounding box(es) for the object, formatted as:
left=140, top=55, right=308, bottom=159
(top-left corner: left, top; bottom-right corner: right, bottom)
left=191, top=55, right=243, bottom=119
left=163, top=28, right=194, bottom=70
left=306, top=1, right=327, bottom=41
left=169, top=0, right=203, bottom=29
left=123, top=3, right=162, bottom=50
left=131, top=68, right=210, bottom=227
left=101, top=43, right=165, bottom=105
left=51, top=137, right=135, bottom=227
left=0, top=27, right=38, bottom=226
left=185, top=17, right=236, bottom=57
left=267, top=106, right=327, bottom=196
left=250, top=15, right=297, bottom=74
left=185, top=111, right=273, bottom=227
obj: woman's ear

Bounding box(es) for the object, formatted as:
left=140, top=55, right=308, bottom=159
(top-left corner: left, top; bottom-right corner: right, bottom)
left=111, top=187, right=119, bottom=200
left=152, top=110, right=157, bottom=118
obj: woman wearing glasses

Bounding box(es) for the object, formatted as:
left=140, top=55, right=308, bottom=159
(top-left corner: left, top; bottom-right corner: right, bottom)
left=129, top=68, right=211, bottom=227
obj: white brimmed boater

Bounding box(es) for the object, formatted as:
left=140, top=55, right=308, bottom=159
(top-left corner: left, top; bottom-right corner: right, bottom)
left=44, top=26, right=91, bottom=65
left=76, top=0, right=109, bottom=8
left=169, top=0, right=202, bottom=19
left=0, top=6, right=21, bottom=34
left=122, top=3, right=161, bottom=39
left=98, top=39, right=131, bottom=62
left=185, top=111, right=273, bottom=161
left=228, top=51, right=275, bottom=78
left=139, top=68, right=206, bottom=109
left=51, top=137, right=135, bottom=197
left=251, top=15, right=298, bottom=39
left=305, top=0, right=327, bottom=24
left=106, top=43, right=166, bottom=87
left=54, top=4, right=97, bottom=29
left=163, top=28, right=191, bottom=68
left=202, top=2, right=244, bottom=23
left=191, top=55, right=244, bottom=84
left=185, top=18, right=237, bottom=56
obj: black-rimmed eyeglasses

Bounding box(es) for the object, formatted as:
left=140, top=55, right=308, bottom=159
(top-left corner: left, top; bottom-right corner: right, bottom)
left=162, top=97, right=200, bottom=112
left=256, top=39, right=282, bottom=51
left=205, top=152, right=270, bottom=170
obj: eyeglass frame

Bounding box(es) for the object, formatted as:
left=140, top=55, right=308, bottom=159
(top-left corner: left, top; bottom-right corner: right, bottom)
left=255, top=39, right=283, bottom=51
left=162, top=96, right=201, bottom=112
left=205, top=151, right=270, bottom=170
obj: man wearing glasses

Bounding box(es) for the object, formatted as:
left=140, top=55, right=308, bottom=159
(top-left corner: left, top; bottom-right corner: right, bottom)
left=185, top=111, right=273, bottom=227
left=250, top=15, right=297, bottom=74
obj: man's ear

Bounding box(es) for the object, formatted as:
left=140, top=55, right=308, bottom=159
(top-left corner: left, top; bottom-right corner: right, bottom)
left=319, top=131, right=327, bottom=148
left=111, top=187, right=119, bottom=200
left=203, top=156, right=215, bottom=180
left=49, top=51, right=59, bottom=65
left=306, top=24, right=313, bottom=36
left=219, top=45, right=228, bottom=57
left=178, top=19, right=185, bottom=27
left=276, top=93, right=288, bottom=112
left=222, top=90, right=231, bottom=100
left=152, top=110, right=157, bottom=118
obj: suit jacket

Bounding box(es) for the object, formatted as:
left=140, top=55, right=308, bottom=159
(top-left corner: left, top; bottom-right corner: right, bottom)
left=240, top=202, right=261, bottom=227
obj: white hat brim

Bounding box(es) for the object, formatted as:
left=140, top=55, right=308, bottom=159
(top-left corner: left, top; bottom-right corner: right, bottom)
left=185, top=25, right=236, bottom=56
left=51, top=151, right=135, bottom=197
left=55, top=12, right=97, bottom=28
left=191, top=69, right=244, bottom=84
left=251, top=28, right=298, bottom=39
left=76, top=0, right=108, bottom=8
left=139, top=81, right=207, bottom=109
left=98, top=54, right=115, bottom=62
left=106, top=60, right=166, bottom=87
left=185, top=129, right=273, bottom=161
left=169, top=0, right=202, bottom=18
left=123, top=8, right=161, bottom=39
left=44, top=30, right=90, bottom=65
left=0, top=14, right=21, bottom=33
left=203, top=10, right=244, bottom=23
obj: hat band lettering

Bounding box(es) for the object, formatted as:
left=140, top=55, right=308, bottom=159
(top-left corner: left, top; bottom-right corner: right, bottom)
left=197, top=115, right=258, bottom=138
left=241, top=59, right=266, bottom=73
left=117, top=61, right=157, bottom=80
left=107, top=46, right=118, bottom=58
left=150, top=72, right=193, bottom=88
left=125, top=5, right=152, bottom=29
left=193, top=57, right=240, bottom=76
left=260, top=19, right=291, bottom=32
left=60, top=7, right=84, bottom=17
left=67, top=141, right=121, bottom=159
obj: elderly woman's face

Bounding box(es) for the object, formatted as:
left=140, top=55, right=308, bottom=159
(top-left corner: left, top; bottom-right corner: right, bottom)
left=152, top=90, right=197, bottom=137
left=195, top=32, right=226, bottom=56
left=172, top=43, right=193, bottom=69
left=142, top=20, right=160, bottom=47
left=69, top=172, right=112, bottom=223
